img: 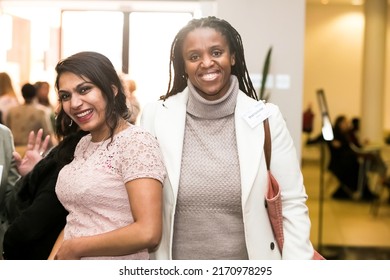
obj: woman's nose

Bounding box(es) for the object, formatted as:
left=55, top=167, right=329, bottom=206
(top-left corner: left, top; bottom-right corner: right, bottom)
left=70, top=94, right=82, bottom=109
left=201, top=55, right=214, bottom=67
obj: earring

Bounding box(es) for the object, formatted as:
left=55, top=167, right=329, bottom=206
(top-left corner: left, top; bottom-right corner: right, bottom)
left=69, top=119, right=73, bottom=127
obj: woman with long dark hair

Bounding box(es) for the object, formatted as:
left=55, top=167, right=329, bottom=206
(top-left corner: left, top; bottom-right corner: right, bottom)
left=49, top=51, right=166, bottom=260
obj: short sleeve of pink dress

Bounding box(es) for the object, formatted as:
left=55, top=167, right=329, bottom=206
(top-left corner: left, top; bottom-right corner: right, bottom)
left=55, top=125, right=166, bottom=260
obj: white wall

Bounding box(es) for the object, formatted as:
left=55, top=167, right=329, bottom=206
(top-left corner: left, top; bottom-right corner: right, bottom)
left=217, top=0, right=306, bottom=158
left=304, top=4, right=365, bottom=138
left=304, top=3, right=390, bottom=141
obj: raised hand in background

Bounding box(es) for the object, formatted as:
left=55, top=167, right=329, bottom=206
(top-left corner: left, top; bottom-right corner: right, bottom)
left=13, top=128, right=51, bottom=176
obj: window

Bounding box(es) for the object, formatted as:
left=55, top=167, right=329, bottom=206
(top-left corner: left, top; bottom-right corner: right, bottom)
left=128, top=12, right=192, bottom=108
left=61, top=11, right=124, bottom=71
left=61, top=10, right=192, bottom=109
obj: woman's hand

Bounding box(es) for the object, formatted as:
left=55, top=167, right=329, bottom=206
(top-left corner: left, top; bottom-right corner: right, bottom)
left=53, top=178, right=162, bottom=259
left=13, top=129, right=51, bottom=176
left=53, top=239, right=81, bottom=260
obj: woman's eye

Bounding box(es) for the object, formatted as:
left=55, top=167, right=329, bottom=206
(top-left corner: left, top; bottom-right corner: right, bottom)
left=59, top=93, right=71, bottom=101
left=79, top=86, right=91, bottom=94
left=212, top=50, right=222, bottom=57
left=189, top=54, right=199, bottom=61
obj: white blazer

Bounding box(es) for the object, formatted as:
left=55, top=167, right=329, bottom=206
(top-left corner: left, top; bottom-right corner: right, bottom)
left=140, top=89, right=314, bottom=260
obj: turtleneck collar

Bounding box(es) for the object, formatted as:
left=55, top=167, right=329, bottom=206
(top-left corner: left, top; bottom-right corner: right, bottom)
left=186, top=75, right=239, bottom=119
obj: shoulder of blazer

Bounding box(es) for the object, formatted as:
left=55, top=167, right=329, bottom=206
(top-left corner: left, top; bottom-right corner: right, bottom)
left=236, top=91, right=278, bottom=117
left=162, top=89, right=189, bottom=106
left=0, top=124, right=13, bottom=141
left=236, top=91, right=278, bottom=110
left=237, top=90, right=258, bottom=104
left=143, top=89, right=189, bottom=113
left=141, top=89, right=189, bottom=134
left=0, top=125, right=14, bottom=157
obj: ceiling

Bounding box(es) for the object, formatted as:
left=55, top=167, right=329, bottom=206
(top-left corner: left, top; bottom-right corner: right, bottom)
left=306, top=0, right=364, bottom=4
left=0, top=0, right=369, bottom=5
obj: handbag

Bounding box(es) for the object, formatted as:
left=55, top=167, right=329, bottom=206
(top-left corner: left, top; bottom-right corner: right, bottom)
left=263, top=118, right=325, bottom=260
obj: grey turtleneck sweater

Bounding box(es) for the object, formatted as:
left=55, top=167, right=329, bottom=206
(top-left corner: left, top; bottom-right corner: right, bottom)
left=172, top=76, right=249, bottom=260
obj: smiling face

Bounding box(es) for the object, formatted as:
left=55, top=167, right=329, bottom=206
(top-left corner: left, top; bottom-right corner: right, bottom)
left=182, top=27, right=235, bottom=101
left=58, top=72, right=109, bottom=141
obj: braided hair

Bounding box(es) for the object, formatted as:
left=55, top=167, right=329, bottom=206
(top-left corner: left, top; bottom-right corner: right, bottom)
left=163, top=16, right=257, bottom=101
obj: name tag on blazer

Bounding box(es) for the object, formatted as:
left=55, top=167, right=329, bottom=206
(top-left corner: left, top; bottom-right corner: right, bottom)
left=242, top=102, right=275, bottom=128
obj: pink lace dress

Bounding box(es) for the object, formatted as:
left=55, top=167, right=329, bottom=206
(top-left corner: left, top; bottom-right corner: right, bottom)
left=55, top=125, right=166, bottom=260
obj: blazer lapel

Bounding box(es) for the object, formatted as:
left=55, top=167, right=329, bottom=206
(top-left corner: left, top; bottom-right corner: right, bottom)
left=154, top=91, right=189, bottom=199
left=235, top=93, right=265, bottom=205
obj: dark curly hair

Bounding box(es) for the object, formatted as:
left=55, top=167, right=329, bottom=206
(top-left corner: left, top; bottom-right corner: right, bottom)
left=54, top=51, right=129, bottom=141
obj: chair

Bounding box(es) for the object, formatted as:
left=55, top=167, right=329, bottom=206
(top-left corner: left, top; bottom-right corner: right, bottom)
left=367, top=146, right=390, bottom=216
left=370, top=179, right=390, bottom=216
left=347, top=142, right=390, bottom=215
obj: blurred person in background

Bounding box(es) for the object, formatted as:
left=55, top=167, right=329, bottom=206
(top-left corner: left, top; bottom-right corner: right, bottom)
left=0, top=72, right=19, bottom=125
left=34, top=81, right=56, bottom=130
left=3, top=126, right=84, bottom=260
left=123, top=78, right=140, bottom=125
left=0, top=124, right=20, bottom=259
left=6, top=83, right=54, bottom=151
left=327, top=115, right=379, bottom=201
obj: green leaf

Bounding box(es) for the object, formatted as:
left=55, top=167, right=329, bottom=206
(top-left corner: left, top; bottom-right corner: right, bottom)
left=259, top=46, right=272, bottom=100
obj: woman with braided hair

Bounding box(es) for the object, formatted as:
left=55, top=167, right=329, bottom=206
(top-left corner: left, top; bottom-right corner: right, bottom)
left=141, top=16, right=314, bottom=260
